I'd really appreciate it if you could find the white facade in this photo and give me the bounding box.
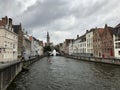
[73,39,79,54]
[38,46,43,56]
[69,42,74,55]
[69,36,87,56]
[78,41,86,54]
[113,34,120,58]
[30,37,43,56]
[0,19,18,62]
[86,31,93,55]
[30,37,37,56]
[23,34,31,60]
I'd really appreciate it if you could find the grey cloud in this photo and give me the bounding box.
[0,0,24,17]
[0,0,120,44]
[16,0,70,28]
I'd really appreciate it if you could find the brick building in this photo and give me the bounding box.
[101,24,114,58]
[93,28,104,57]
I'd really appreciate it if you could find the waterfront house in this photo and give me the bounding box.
[93,28,104,57]
[86,29,95,56]
[0,16,18,62]
[101,24,114,58]
[77,34,86,56]
[63,39,74,54]
[70,34,87,56]
[29,36,43,57]
[69,40,74,55]
[113,24,120,58]
[13,23,24,59]
[39,41,44,56]
[23,32,31,60]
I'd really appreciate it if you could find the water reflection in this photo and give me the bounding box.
[8,56,120,90]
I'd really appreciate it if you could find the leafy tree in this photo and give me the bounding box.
[43,45,52,53]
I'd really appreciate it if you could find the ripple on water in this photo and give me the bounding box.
[7,56,120,90]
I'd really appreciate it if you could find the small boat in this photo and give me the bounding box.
[22,66,29,71]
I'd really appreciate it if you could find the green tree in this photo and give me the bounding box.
[43,45,52,53]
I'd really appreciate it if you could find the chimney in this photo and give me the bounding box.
[9,18,12,26]
[26,31,28,35]
[5,16,8,25]
[86,30,89,33]
[105,24,107,28]
[8,18,12,30]
[2,16,8,25]
[77,35,79,38]
[20,23,22,30]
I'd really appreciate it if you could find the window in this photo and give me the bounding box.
[13,44,15,48]
[119,51,120,55]
[115,35,120,41]
[115,43,120,48]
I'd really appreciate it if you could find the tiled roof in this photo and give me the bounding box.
[113,26,120,36]
[115,23,120,28]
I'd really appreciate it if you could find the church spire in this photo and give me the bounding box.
[47,32,50,45]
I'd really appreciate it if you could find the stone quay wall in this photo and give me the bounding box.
[0,56,44,90]
[64,55,120,65]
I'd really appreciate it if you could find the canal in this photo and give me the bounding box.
[8,56,120,90]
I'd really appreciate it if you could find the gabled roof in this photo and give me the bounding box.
[98,28,104,37]
[113,26,120,36]
[115,23,120,28]
[104,25,114,37]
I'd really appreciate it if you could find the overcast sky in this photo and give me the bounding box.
[0,0,120,44]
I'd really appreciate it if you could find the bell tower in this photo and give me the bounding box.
[47,32,50,45]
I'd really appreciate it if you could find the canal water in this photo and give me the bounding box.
[8,56,120,90]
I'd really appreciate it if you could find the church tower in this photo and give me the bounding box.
[47,32,50,45]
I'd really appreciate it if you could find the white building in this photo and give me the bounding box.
[86,29,94,56]
[30,36,43,57]
[23,33,31,60]
[69,35,86,56]
[0,16,18,62]
[73,39,79,54]
[69,42,73,55]
[37,40,43,56]
[113,24,120,58]
[78,35,86,56]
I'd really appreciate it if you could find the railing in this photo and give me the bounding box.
[0,55,45,90]
[0,61,22,90]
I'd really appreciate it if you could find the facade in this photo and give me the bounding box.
[93,28,104,57]
[69,40,74,55]
[30,36,38,56]
[101,24,114,58]
[0,16,18,62]
[63,39,74,54]
[30,36,43,56]
[12,23,24,59]
[72,38,79,54]
[39,41,44,56]
[78,34,86,56]
[37,40,43,56]
[58,43,64,54]
[69,34,86,56]
[86,29,94,56]
[113,24,120,58]
[23,33,31,60]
